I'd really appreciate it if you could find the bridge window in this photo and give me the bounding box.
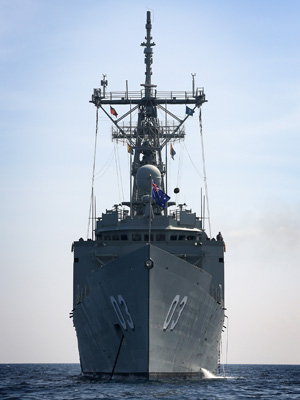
[144,234,154,241]
[170,235,177,241]
[104,234,111,241]
[156,234,166,241]
[187,235,196,241]
[178,235,186,241]
[132,233,142,241]
[120,234,128,241]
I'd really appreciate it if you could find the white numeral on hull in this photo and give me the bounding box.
[163,295,188,331]
[110,295,134,330]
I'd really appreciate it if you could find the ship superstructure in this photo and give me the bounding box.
[72,11,225,378]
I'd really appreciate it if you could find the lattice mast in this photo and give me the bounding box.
[90,11,206,215]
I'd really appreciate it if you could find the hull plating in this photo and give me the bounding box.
[73,245,224,376]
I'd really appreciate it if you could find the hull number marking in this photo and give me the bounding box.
[110,295,134,330]
[163,295,188,331]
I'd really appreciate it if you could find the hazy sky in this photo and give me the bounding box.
[1,0,300,365]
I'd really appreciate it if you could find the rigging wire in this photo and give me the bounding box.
[219,314,228,377]
[113,141,124,204]
[87,107,99,239]
[116,143,124,201]
[183,142,204,179]
[167,143,172,196]
[225,315,229,373]
[94,149,114,180]
[113,142,121,203]
[176,141,184,203]
[199,108,212,237]
[129,100,133,218]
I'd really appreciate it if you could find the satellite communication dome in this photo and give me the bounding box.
[136,165,161,193]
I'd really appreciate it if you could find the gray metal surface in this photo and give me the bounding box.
[73,244,224,376]
[149,245,224,375]
[74,246,149,374]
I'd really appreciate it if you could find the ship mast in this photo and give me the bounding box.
[90,11,207,216]
[142,11,155,99]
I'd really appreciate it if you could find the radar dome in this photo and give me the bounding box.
[136,165,161,193]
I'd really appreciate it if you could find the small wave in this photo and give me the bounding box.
[200,368,225,379]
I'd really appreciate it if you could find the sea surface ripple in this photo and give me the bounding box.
[0,364,299,399]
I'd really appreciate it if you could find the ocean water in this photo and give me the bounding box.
[0,364,299,399]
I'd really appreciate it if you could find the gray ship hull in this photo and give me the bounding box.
[73,244,224,377]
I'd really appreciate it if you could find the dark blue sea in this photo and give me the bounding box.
[0,364,299,399]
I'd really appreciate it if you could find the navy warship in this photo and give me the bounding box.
[71,11,225,378]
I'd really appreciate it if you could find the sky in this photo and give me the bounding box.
[1,0,300,365]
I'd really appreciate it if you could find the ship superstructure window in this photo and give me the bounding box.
[132,233,142,241]
[144,234,154,241]
[170,233,198,241]
[120,234,128,241]
[156,234,166,241]
[104,234,111,241]
[187,235,196,241]
[112,234,120,240]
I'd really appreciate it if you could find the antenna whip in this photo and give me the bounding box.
[87,107,99,239]
[199,108,211,237]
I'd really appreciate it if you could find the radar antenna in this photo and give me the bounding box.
[90,11,207,216]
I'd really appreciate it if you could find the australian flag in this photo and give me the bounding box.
[152,182,170,209]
